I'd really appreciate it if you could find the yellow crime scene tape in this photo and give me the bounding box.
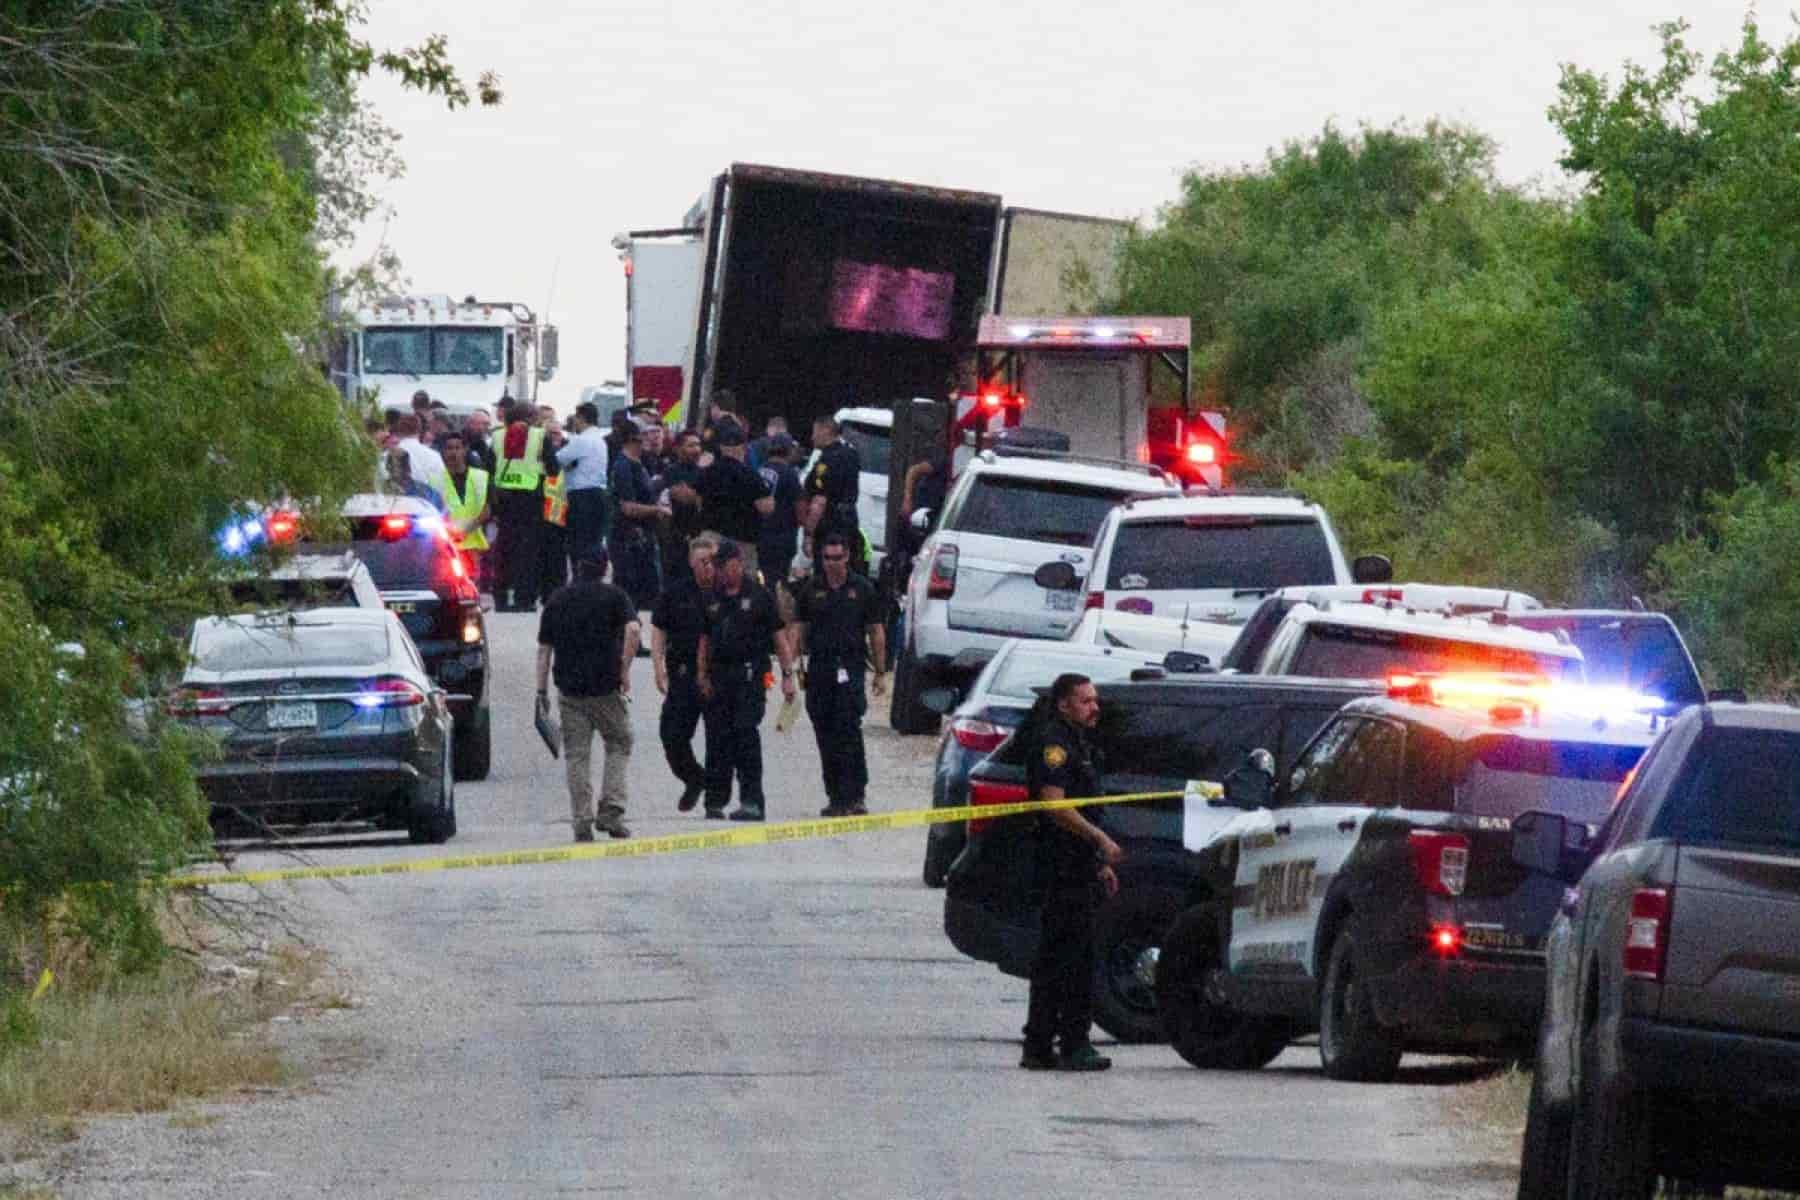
[165,785,1214,889]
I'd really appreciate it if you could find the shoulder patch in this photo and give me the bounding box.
[1042,744,1068,769]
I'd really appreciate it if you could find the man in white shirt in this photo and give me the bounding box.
[555,400,611,559]
[394,413,446,483]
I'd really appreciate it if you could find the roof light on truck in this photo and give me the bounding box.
[1387,672,1667,725]
[1185,440,1218,466]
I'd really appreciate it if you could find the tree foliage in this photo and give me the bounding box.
[0,0,494,980]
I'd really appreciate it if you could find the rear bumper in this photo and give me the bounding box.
[1365,953,1545,1047]
[196,756,423,810]
[1622,1018,1800,1103]
[417,641,487,713]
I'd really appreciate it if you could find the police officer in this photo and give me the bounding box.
[1020,673,1121,1072]
[651,535,717,812]
[695,539,796,822]
[804,414,863,572]
[792,532,886,817]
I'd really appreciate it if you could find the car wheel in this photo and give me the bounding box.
[1319,926,1403,1082]
[453,704,492,782]
[1090,881,1183,1045]
[1517,1066,1573,1199]
[1568,1027,1655,1199]
[922,825,962,888]
[409,745,455,845]
[888,650,940,736]
[1156,904,1290,1069]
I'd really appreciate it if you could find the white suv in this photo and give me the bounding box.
[889,448,1179,732]
[1073,491,1364,627]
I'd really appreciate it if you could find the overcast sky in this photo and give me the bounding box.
[347,1,1757,409]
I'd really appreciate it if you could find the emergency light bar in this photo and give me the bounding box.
[1387,672,1667,724]
[976,315,1191,351]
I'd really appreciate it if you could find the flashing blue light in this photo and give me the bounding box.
[221,529,246,555]
[240,519,264,542]
[352,694,386,709]
[415,515,444,537]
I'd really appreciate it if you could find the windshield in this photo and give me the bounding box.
[193,621,389,673]
[1107,516,1335,591]
[839,422,891,475]
[1290,626,1583,682]
[1653,728,1800,850]
[1518,617,1702,707]
[988,652,1151,701]
[332,532,448,591]
[363,326,505,377]
[952,477,1129,547]
[1459,736,1646,823]
[227,577,360,610]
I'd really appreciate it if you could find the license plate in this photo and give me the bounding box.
[267,701,317,730]
[1044,590,1079,612]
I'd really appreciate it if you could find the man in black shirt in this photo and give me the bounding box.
[651,535,717,811]
[607,422,661,611]
[535,546,641,841]
[756,432,804,591]
[659,430,706,589]
[1020,673,1122,1072]
[696,539,795,821]
[792,532,886,817]
[804,414,863,573]
[697,424,774,578]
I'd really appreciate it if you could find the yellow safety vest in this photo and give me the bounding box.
[542,471,569,527]
[431,468,490,552]
[494,425,546,491]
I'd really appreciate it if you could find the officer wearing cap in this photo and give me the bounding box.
[695,539,796,821]
[1019,672,1122,1072]
[651,535,717,812]
[791,532,886,816]
[805,414,864,574]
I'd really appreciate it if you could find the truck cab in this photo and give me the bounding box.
[342,294,557,418]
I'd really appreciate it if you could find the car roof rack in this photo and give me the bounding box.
[976,447,1176,483]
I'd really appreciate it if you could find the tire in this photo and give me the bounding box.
[409,746,455,845]
[1567,1028,1655,1200]
[1517,1068,1573,1200]
[1319,926,1403,1082]
[1091,882,1183,1045]
[452,704,492,782]
[1156,904,1290,1070]
[922,825,961,888]
[888,650,940,736]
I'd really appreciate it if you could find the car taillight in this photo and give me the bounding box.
[1084,591,1104,610]
[462,617,482,644]
[950,718,1008,753]
[968,779,1029,835]
[354,676,426,709]
[1624,887,1672,981]
[1430,924,1463,957]
[165,686,230,717]
[1408,830,1470,897]
[926,544,958,599]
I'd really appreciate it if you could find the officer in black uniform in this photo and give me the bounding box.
[1020,673,1122,1072]
[804,414,863,573]
[696,539,796,821]
[792,532,887,817]
[651,535,718,812]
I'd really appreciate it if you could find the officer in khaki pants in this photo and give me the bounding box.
[535,545,641,840]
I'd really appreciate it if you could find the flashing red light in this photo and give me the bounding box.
[379,514,412,540]
[448,552,467,580]
[950,718,1008,754]
[1624,888,1672,981]
[265,512,299,543]
[1430,925,1463,957]
[982,392,1004,411]
[968,779,1029,835]
[1362,587,1405,606]
[1185,440,1219,466]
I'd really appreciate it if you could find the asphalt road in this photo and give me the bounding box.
[53,612,1517,1199]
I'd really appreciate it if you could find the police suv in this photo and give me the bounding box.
[1154,674,1658,1081]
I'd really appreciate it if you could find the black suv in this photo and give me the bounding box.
[1154,678,1655,1080]
[330,501,491,781]
[1515,703,1800,1199]
[943,675,1379,1044]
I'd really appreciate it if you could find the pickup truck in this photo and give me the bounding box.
[1515,703,1800,1198]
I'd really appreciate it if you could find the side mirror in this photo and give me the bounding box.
[1351,554,1394,584]
[1707,688,1748,704]
[1222,750,1276,810]
[1511,810,1589,882]
[919,686,959,715]
[910,507,933,532]
[1162,650,1211,674]
[1033,561,1079,592]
